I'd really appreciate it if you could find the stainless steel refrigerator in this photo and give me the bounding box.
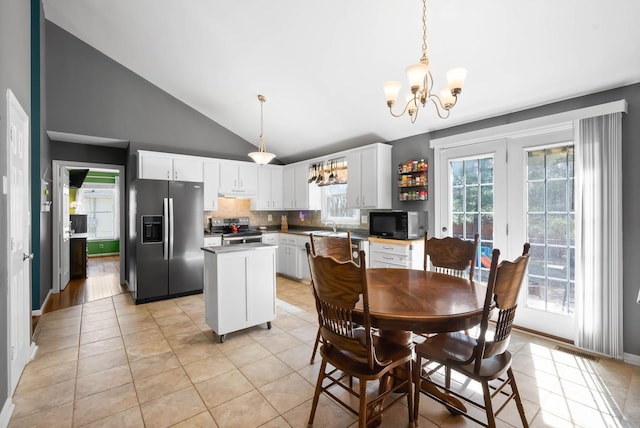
[129,179,204,303]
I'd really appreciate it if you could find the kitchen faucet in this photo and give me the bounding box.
[327,221,337,233]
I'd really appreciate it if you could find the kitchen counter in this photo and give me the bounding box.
[201,242,276,253]
[69,232,89,239]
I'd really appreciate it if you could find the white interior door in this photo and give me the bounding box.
[59,167,70,289]
[7,89,32,395]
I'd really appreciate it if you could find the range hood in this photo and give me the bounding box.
[217,189,256,199]
[69,169,89,188]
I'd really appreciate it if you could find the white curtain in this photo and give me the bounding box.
[575,113,623,358]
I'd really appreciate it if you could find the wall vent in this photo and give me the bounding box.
[555,346,600,362]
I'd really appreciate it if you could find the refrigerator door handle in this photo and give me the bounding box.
[169,197,175,259]
[163,198,169,260]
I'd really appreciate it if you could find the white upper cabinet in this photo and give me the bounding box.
[138,150,204,182]
[283,162,320,210]
[203,159,220,211]
[251,165,283,211]
[346,144,392,209]
[219,161,258,196]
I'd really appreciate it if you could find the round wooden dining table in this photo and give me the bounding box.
[360,268,486,338]
[356,268,487,418]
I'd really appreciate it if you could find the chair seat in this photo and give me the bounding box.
[321,336,413,380]
[415,332,513,381]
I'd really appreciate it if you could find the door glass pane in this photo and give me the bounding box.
[450,157,494,282]
[526,145,575,315]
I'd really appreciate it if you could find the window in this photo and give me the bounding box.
[76,181,120,240]
[320,183,360,224]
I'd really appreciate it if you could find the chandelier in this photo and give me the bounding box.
[383,0,467,123]
[248,94,276,165]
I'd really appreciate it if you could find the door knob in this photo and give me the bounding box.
[442,227,448,233]
[23,253,34,261]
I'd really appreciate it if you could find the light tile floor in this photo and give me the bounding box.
[8,276,640,427]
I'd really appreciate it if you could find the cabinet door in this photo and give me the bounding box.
[173,156,203,182]
[283,166,295,209]
[270,167,284,209]
[293,163,309,209]
[217,253,249,334]
[203,159,219,211]
[238,163,258,192]
[359,147,377,208]
[346,151,362,208]
[219,162,239,190]
[139,152,172,180]
[246,250,276,324]
[254,166,272,210]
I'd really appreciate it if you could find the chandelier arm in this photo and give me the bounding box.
[428,95,452,119]
[388,100,413,118]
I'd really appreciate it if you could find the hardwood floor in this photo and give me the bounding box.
[32,255,125,331]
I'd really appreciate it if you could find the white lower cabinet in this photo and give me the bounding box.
[204,247,276,342]
[368,238,424,269]
[277,233,311,281]
[203,235,222,247]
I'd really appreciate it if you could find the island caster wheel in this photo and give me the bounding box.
[267,322,272,330]
[219,334,225,343]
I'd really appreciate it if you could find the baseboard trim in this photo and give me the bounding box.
[624,352,640,366]
[0,397,15,428]
[31,289,52,316]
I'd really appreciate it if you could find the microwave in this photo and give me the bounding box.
[369,211,420,240]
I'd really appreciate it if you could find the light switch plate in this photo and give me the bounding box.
[361,215,368,224]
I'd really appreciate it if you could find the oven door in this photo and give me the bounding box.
[222,234,263,245]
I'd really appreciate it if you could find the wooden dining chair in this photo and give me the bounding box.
[413,243,531,428]
[424,232,479,280]
[306,243,414,428]
[308,232,353,364]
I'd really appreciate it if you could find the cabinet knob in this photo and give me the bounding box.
[442,227,448,233]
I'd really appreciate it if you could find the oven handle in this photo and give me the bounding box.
[222,235,262,243]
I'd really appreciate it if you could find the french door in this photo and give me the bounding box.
[436,127,576,340]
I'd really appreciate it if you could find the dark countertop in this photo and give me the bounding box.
[201,243,277,254]
[204,226,369,240]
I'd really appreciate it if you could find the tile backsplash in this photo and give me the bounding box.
[203,197,370,231]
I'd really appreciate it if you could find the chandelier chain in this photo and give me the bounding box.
[421,0,427,59]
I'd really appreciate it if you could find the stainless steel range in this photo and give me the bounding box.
[210,217,262,245]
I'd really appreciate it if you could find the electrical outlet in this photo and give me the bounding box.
[361,215,368,224]
[267,214,272,221]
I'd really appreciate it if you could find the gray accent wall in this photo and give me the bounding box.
[0,0,32,410]
[389,83,640,356]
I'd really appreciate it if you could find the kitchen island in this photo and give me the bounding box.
[202,243,277,342]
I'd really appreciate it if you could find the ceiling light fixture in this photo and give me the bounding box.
[248,94,276,165]
[383,0,467,123]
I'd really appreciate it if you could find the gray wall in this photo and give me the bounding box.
[0,0,32,409]
[45,21,260,161]
[388,83,640,356]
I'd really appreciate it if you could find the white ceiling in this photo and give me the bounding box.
[42,0,640,162]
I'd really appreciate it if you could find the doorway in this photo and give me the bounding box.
[52,161,125,295]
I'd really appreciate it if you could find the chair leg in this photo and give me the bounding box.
[508,368,529,427]
[413,355,422,424]
[481,380,496,428]
[407,361,415,426]
[310,327,321,364]
[308,359,327,427]
[359,379,368,428]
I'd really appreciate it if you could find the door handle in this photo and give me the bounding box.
[442,227,448,233]
[23,253,34,261]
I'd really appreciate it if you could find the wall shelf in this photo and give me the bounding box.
[398,159,428,201]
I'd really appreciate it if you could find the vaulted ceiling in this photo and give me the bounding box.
[43,0,640,162]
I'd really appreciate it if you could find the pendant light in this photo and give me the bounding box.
[248,94,276,165]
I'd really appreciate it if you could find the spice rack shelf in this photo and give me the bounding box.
[398,159,428,201]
